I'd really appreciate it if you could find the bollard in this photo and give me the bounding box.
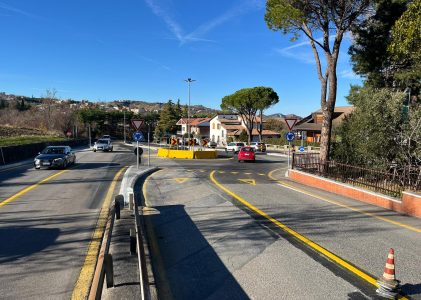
[129,192,134,211]
[115,199,120,220]
[105,253,114,288]
[130,228,137,255]
[114,194,124,219]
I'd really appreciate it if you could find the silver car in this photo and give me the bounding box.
[93,139,113,152]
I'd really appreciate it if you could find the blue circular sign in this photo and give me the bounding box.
[133,131,144,142]
[299,146,305,152]
[286,132,295,142]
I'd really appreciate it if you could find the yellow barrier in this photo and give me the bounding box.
[194,150,217,159]
[157,149,217,159]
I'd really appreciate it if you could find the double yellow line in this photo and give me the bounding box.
[210,170,408,300]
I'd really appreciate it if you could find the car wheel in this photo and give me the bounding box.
[238,160,241,163]
[93,149,96,152]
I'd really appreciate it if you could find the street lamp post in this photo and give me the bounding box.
[184,78,196,150]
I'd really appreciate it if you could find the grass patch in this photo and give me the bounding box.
[0,135,68,146]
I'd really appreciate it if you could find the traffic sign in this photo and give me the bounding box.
[285,118,298,131]
[131,119,144,131]
[299,146,305,152]
[133,131,144,142]
[286,132,295,142]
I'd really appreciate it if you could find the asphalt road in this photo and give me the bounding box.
[142,152,421,300]
[0,142,136,299]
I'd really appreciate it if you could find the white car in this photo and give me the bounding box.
[93,139,113,152]
[226,142,245,153]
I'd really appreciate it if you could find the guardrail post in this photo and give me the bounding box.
[115,194,124,220]
[130,228,137,254]
[129,192,134,211]
[105,253,114,288]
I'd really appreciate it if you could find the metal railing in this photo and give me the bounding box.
[88,201,117,300]
[293,153,421,197]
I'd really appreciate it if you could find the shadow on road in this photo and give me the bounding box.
[0,226,60,264]
[142,204,250,300]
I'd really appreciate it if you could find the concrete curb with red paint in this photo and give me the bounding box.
[288,169,421,218]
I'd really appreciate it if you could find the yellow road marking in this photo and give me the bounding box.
[142,169,174,299]
[174,178,190,183]
[71,166,127,300]
[268,169,421,233]
[0,170,68,208]
[258,173,265,176]
[244,172,252,175]
[238,178,256,185]
[144,169,166,207]
[210,170,392,293]
[231,171,239,174]
[219,171,226,174]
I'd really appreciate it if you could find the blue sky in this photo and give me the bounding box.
[0,0,362,116]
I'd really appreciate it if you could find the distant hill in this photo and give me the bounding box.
[0,91,297,118]
[266,113,302,119]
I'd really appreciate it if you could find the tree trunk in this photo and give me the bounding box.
[258,110,263,142]
[319,64,338,172]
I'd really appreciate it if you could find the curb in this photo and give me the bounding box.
[267,152,288,158]
[119,166,159,205]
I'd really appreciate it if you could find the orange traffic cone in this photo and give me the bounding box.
[382,248,396,281]
[376,248,401,299]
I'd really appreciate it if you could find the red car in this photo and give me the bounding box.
[237,146,255,162]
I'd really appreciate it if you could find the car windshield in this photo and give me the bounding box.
[42,147,65,154]
[97,139,108,144]
[237,143,245,146]
[241,147,253,152]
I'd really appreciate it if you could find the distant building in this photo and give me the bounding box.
[294,106,354,143]
[176,118,211,140]
[209,114,280,146]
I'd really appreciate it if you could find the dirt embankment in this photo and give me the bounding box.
[0,125,58,137]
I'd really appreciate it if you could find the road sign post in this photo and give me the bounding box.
[286,132,295,171]
[133,132,144,169]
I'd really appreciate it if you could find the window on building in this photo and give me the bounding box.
[212,135,215,142]
[221,130,224,137]
[212,123,215,129]
[217,136,220,143]
[217,124,220,130]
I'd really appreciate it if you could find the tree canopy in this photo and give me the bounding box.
[349,0,408,88]
[265,0,370,164]
[221,86,279,144]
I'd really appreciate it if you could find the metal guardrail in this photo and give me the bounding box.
[88,202,116,300]
[133,194,151,300]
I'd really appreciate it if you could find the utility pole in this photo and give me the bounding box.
[88,124,91,148]
[123,110,126,144]
[184,78,196,151]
